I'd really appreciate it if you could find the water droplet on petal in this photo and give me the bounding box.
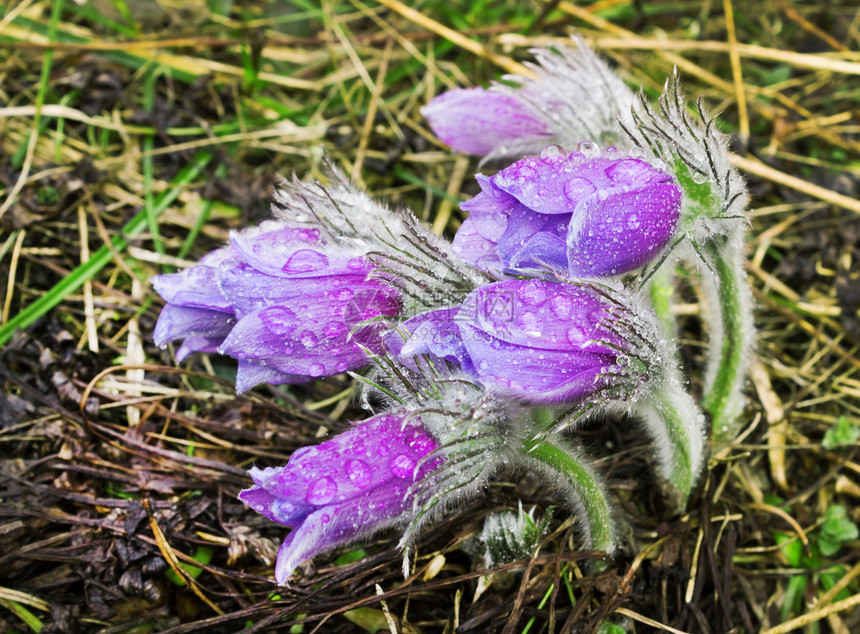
[550,294,574,320]
[337,288,354,301]
[408,430,435,455]
[283,249,329,274]
[346,459,372,488]
[320,513,331,524]
[272,499,301,521]
[518,280,547,306]
[540,144,565,158]
[563,177,596,204]
[259,306,296,336]
[390,454,415,479]
[306,476,337,505]
[567,325,588,346]
[300,330,318,347]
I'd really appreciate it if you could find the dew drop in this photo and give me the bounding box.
[283,249,329,274]
[348,257,365,270]
[337,288,354,301]
[408,430,435,455]
[390,454,415,479]
[308,362,326,377]
[320,513,331,524]
[272,499,301,521]
[518,280,547,306]
[540,144,565,158]
[550,294,574,320]
[259,306,296,336]
[305,476,337,505]
[346,459,372,488]
[563,177,596,204]
[300,330,319,347]
[567,325,588,345]
[324,321,344,337]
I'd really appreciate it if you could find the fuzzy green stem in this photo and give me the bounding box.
[648,264,677,336]
[701,237,753,444]
[636,373,706,510]
[520,435,615,555]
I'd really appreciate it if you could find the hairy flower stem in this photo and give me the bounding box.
[701,234,754,445]
[520,434,616,556]
[636,371,706,511]
[648,264,677,337]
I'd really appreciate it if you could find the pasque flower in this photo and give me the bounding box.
[422,40,635,162]
[452,150,682,278]
[153,220,400,392]
[390,279,633,404]
[239,412,440,584]
[421,88,553,157]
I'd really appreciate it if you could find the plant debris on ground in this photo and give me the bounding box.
[1,1,859,632]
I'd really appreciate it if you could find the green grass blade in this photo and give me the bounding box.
[0,152,212,347]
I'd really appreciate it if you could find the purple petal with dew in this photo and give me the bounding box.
[151,246,236,312]
[459,175,515,242]
[218,263,373,319]
[491,153,589,215]
[567,180,682,277]
[175,334,228,362]
[461,280,621,354]
[230,223,366,279]
[459,323,617,403]
[153,304,235,348]
[387,308,473,373]
[219,308,366,380]
[494,204,561,267]
[251,414,437,506]
[421,88,552,156]
[507,232,569,271]
[235,360,310,393]
[451,218,503,274]
[273,483,412,584]
[238,486,313,528]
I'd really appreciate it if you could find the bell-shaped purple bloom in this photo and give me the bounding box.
[152,221,401,391]
[239,412,440,584]
[452,151,682,278]
[390,279,629,403]
[421,88,553,156]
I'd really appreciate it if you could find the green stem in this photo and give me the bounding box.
[701,236,753,444]
[636,372,706,511]
[648,263,676,337]
[520,435,616,555]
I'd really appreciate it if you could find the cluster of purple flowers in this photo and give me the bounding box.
[152,41,727,585]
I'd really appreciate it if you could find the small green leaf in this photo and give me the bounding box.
[822,416,860,449]
[164,546,214,586]
[818,505,859,556]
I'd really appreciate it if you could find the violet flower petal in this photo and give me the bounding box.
[153,304,235,349]
[567,180,682,277]
[421,88,552,156]
[151,246,235,312]
[240,412,440,584]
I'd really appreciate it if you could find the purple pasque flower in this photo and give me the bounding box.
[152,220,401,392]
[452,150,682,278]
[421,88,553,157]
[421,41,636,162]
[239,412,440,584]
[389,279,632,404]
[152,246,237,362]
